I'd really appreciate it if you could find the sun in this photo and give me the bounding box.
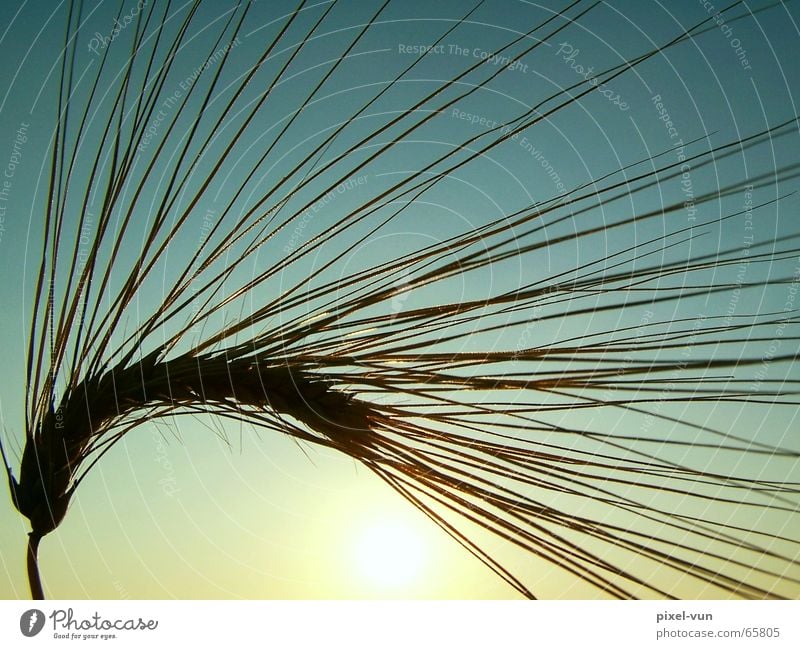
[353,517,427,590]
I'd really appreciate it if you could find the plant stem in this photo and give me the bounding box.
[27,533,44,600]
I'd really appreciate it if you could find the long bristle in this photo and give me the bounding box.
[3,0,799,599]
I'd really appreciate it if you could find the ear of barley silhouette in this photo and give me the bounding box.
[1,0,799,599]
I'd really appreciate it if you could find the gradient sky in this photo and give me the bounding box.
[0,0,799,599]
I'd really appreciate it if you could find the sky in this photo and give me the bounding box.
[0,0,799,599]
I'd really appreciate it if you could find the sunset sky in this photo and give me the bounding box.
[0,0,798,599]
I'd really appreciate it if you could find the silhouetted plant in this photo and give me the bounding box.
[1,0,798,599]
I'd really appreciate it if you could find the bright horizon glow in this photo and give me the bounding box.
[353,517,427,591]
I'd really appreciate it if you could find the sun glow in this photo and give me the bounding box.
[353,517,427,590]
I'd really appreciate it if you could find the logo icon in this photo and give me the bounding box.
[20,609,45,637]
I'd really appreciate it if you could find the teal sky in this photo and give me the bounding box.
[0,0,799,599]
